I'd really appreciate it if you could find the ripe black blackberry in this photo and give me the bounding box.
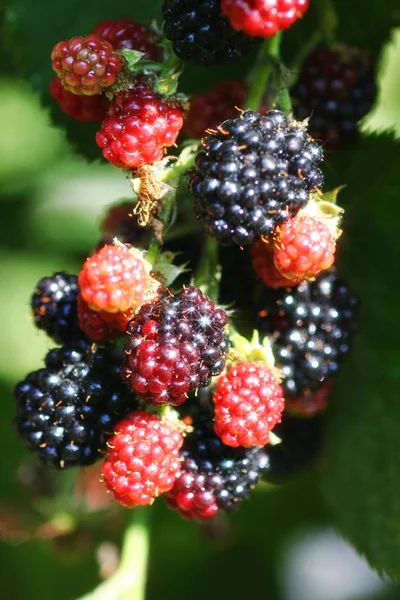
[292,45,376,150]
[162,0,260,66]
[31,272,83,344]
[262,414,323,485]
[166,391,268,519]
[14,341,137,469]
[257,271,358,396]
[189,109,324,246]
[121,286,229,406]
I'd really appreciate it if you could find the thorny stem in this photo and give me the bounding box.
[245,33,282,111]
[77,508,150,600]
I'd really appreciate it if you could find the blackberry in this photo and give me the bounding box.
[292,45,377,150]
[31,272,83,344]
[166,391,268,519]
[162,0,260,66]
[257,271,358,396]
[14,341,136,469]
[121,286,229,406]
[189,109,324,246]
[262,413,323,484]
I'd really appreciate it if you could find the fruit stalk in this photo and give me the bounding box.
[245,32,281,111]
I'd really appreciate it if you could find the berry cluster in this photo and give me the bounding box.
[15,6,366,526]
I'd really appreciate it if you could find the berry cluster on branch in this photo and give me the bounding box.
[15,0,373,526]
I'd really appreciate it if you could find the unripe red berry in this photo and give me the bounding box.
[213,362,285,448]
[221,0,309,38]
[102,411,183,507]
[51,33,121,96]
[96,83,184,169]
[94,17,160,60]
[49,77,109,122]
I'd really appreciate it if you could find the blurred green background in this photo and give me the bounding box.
[1,0,400,597]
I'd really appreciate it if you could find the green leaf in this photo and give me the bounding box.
[318,133,400,579]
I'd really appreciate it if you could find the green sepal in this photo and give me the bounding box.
[120,49,147,70]
[229,330,276,370]
[151,250,189,287]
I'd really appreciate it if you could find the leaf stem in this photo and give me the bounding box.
[245,33,282,111]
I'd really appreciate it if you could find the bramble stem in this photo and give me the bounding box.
[120,508,150,600]
[160,143,200,236]
[245,33,282,111]
[288,30,323,87]
[77,508,150,600]
[274,64,293,115]
[195,236,220,303]
[316,0,338,44]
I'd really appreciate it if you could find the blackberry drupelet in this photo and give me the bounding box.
[162,0,260,66]
[31,272,82,344]
[14,341,136,469]
[121,286,229,406]
[292,45,376,150]
[166,392,268,519]
[262,413,323,484]
[189,109,324,246]
[257,271,358,396]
